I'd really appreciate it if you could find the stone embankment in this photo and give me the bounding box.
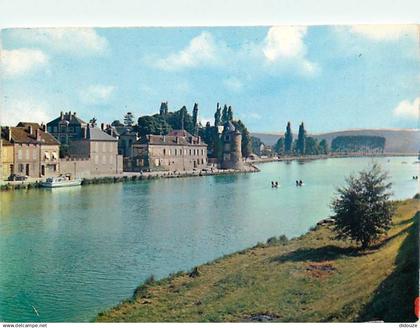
[0,164,259,192]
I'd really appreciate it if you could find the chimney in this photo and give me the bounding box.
[101,123,105,131]
[40,123,46,131]
[36,129,41,141]
[8,127,12,141]
[82,127,87,139]
[28,125,33,135]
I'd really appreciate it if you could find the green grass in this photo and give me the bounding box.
[96,199,419,322]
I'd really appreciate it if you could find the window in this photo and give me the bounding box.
[174,149,177,156]
[26,149,30,160]
[53,126,58,133]
[189,149,192,156]
[95,155,99,164]
[201,149,204,156]
[102,142,106,152]
[18,149,22,160]
[163,149,166,156]
[48,126,52,133]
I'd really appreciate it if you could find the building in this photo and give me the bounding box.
[1,123,60,179]
[46,111,87,145]
[59,124,123,177]
[129,129,207,172]
[221,121,243,170]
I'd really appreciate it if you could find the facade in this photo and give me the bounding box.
[0,123,60,179]
[1,138,15,180]
[46,111,87,145]
[129,130,207,172]
[221,121,243,170]
[63,124,123,176]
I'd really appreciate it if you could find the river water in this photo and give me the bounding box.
[0,156,418,322]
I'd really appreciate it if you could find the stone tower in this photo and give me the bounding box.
[221,121,243,170]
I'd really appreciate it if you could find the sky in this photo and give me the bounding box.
[0,25,419,133]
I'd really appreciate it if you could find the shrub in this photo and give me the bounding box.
[331,163,395,249]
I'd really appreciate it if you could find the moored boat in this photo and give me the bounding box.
[40,175,82,188]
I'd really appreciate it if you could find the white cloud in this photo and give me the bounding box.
[223,77,243,92]
[393,97,419,119]
[80,84,115,104]
[263,26,307,61]
[1,48,48,78]
[10,28,108,56]
[350,25,417,41]
[153,27,319,77]
[262,26,319,76]
[156,32,217,70]
[0,98,51,126]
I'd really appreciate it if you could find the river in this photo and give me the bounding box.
[0,156,418,322]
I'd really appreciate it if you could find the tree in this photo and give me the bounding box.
[304,136,319,155]
[214,103,221,126]
[284,122,293,154]
[274,137,284,155]
[251,136,264,155]
[233,120,252,158]
[111,120,124,127]
[227,106,233,121]
[319,139,329,154]
[331,164,395,249]
[137,115,171,137]
[192,103,199,130]
[297,122,306,155]
[124,112,135,127]
[222,105,229,124]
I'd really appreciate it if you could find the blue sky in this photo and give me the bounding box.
[1,25,418,133]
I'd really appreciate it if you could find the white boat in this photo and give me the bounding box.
[41,175,82,188]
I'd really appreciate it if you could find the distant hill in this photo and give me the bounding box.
[252,129,420,154]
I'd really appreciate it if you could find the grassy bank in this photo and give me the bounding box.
[96,198,419,323]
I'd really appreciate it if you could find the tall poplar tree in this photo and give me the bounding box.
[297,122,306,155]
[284,122,293,154]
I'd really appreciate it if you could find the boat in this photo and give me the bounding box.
[40,175,82,188]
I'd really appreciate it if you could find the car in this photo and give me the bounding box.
[8,174,28,181]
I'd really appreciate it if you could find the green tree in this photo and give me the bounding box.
[304,136,319,155]
[124,112,135,127]
[319,139,329,154]
[227,106,233,121]
[251,136,264,155]
[165,106,194,134]
[192,103,199,130]
[233,120,252,158]
[274,137,284,155]
[297,122,306,155]
[222,105,229,124]
[111,120,124,127]
[214,103,221,126]
[284,122,293,154]
[137,115,172,137]
[331,164,395,249]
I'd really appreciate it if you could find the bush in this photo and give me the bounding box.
[331,163,395,249]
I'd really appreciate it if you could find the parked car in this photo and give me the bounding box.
[8,174,28,181]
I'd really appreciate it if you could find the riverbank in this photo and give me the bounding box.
[248,152,418,164]
[0,164,259,191]
[96,198,419,323]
